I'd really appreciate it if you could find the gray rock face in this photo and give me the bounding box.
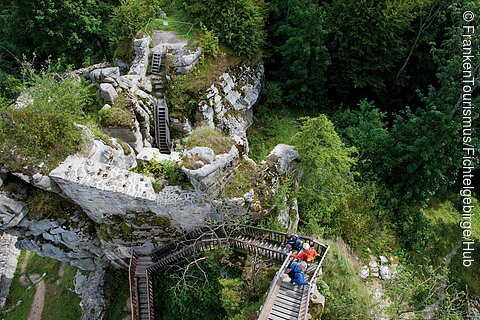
[171,117,193,135]
[50,155,156,223]
[198,64,264,153]
[173,48,202,74]
[266,144,299,175]
[79,124,136,170]
[75,263,107,320]
[0,174,6,188]
[183,146,239,193]
[89,67,120,84]
[136,148,181,163]
[0,232,20,310]
[129,37,151,82]
[0,193,28,228]
[185,147,216,165]
[99,83,118,103]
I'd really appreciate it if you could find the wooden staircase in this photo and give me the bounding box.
[129,225,329,320]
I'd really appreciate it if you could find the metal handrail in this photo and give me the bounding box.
[257,254,292,320]
[303,244,330,320]
[146,269,155,320]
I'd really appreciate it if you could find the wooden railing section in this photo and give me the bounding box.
[129,225,329,320]
[129,253,140,320]
[146,270,155,320]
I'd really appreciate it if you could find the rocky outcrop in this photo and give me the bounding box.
[74,262,107,320]
[129,36,151,84]
[182,146,239,193]
[0,232,20,310]
[0,193,28,228]
[152,30,202,75]
[197,64,264,153]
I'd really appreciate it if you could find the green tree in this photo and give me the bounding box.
[184,0,265,56]
[324,0,435,104]
[291,115,358,234]
[110,0,155,59]
[0,0,115,68]
[267,0,330,108]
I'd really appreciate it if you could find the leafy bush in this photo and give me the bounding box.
[199,25,221,58]
[110,0,155,60]
[98,93,134,129]
[133,159,191,190]
[219,278,245,319]
[184,0,265,56]
[185,126,233,155]
[0,70,93,173]
[26,189,79,221]
[221,160,256,198]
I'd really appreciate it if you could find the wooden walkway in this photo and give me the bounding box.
[129,225,329,320]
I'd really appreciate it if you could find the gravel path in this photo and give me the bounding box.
[27,279,45,320]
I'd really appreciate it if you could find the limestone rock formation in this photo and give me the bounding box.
[0,232,20,310]
[197,64,264,153]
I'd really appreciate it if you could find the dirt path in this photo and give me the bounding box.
[20,250,30,275]
[27,279,46,320]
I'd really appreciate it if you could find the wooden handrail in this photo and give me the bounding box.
[129,253,139,320]
[257,254,292,320]
[303,244,330,320]
[146,269,155,320]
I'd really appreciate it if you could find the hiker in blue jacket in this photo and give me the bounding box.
[288,261,309,286]
[286,234,303,252]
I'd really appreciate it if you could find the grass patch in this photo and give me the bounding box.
[2,252,81,320]
[221,160,256,198]
[247,106,307,162]
[185,126,233,155]
[104,267,130,320]
[26,189,80,221]
[98,93,135,129]
[321,240,374,320]
[133,159,191,190]
[420,197,480,295]
[2,251,35,320]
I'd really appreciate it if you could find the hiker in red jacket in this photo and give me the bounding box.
[290,243,318,263]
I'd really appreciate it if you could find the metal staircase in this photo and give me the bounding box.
[129,225,329,320]
[154,98,171,154]
[151,51,162,74]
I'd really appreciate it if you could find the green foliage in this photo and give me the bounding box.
[247,106,304,162]
[222,160,256,198]
[333,99,390,182]
[98,93,134,129]
[133,159,191,190]
[26,189,79,221]
[0,69,94,173]
[219,278,245,319]
[267,0,330,108]
[104,267,130,320]
[184,0,265,56]
[153,248,237,320]
[185,126,233,155]
[0,0,114,70]
[291,115,357,234]
[199,25,221,58]
[322,240,374,319]
[97,215,133,242]
[110,0,155,60]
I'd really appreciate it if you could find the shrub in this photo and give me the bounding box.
[110,0,155,60]
[222,160,256,198]
[133,159,191,190]
[0,70,92,173]
[199,25,221,58]
[184,0,265,56]
[98,93,134,129]
[185,126,233,154]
